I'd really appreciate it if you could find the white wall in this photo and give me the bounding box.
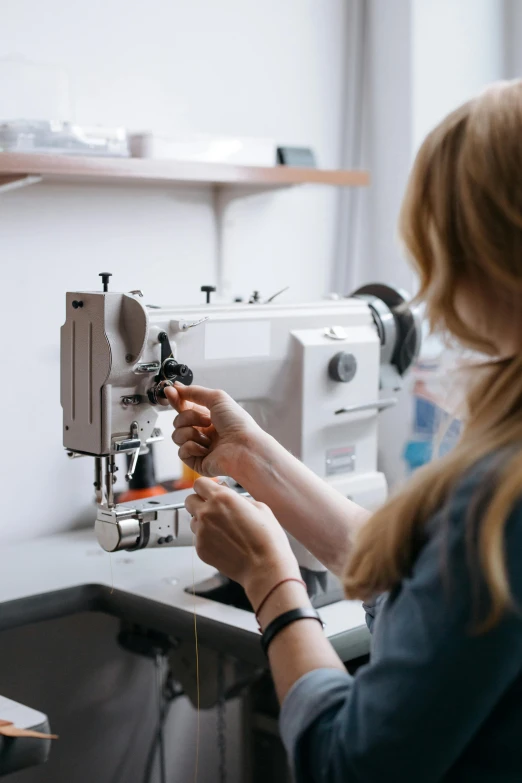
[412,0,505,150]
[0,0,348,544]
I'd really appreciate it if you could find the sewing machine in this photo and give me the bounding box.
[61,275,420,592]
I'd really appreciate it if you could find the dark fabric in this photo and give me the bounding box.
[281,454,522,782]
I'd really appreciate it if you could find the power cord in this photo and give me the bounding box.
[142,655,184,783]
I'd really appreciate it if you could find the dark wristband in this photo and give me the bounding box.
[261,607,324,655]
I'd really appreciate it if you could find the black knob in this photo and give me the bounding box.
[163,359,191,380]
[162,358,177,378]
[328,352,357,383]
[164,362,193,385]
[99,273,112,292]
[72,300,84,309]
[201,285,216,304]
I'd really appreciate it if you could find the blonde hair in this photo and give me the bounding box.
[344,81,522,630]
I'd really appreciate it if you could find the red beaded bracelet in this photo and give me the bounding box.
[254,577,308,627]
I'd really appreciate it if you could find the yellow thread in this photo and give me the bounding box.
[192,535,200,783]
[109,552,114,594]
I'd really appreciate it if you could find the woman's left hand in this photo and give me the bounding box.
[185,478,301,608]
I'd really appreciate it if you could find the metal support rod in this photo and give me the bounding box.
[212,185,225,297]
[105,455,116,508]
[94,457,103,504]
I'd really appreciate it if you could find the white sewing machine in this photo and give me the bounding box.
[61,274,420,585]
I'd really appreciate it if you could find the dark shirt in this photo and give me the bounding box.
[279,456,522,782]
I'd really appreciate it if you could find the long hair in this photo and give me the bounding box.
[344,81,522,630]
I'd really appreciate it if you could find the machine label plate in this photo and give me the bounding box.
[205,320,271,360]
[325,445,356,476]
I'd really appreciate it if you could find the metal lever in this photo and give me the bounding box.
[113,437,141,452]
[134,362,161,374]
[126,448,140,482]
[113,421,141,453]
[265,286,290,303]
[170,317,209,333]
[334,398,397,415]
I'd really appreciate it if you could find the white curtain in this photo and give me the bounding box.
[331,0,370,296]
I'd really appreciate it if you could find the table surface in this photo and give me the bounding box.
[0,529,370,665]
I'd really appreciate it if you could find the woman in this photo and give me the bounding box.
[165,81,522,782]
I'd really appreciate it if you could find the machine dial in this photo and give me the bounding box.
[328,352,357,383]
[162,358,193,384]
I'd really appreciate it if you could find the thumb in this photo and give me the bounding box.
[172,383,224,410]
[164,385,186,412]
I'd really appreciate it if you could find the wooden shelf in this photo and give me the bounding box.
[0,152,369,190]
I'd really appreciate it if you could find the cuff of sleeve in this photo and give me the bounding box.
[363,592,387,632]
[279,668,353,758]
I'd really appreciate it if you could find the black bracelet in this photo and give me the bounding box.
[261,607,324,655]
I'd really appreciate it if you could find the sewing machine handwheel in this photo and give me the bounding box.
[351,283,421,377]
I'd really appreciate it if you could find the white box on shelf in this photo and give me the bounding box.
[128,132,276,167]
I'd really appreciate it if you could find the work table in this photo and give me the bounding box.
[0,529,370,667]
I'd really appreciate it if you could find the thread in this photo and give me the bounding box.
[192,536,200,782]
[109,552,114,594]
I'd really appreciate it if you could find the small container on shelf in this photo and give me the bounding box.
[0,119,129,157]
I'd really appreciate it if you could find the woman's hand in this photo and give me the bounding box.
[164,383,268,481]
[185,477,300,607]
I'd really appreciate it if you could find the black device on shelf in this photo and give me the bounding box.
[276,146,317,167]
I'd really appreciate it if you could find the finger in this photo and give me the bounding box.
[178,442,209,461]
[172,426,211,448]
[185,493,205,517]
[190,516,198,535]
[174,383,226,410]
[193,476,221,500]
[174,409,212,429]
[164,385,184,412]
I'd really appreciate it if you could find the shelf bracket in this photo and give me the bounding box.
[0,174,42,195]
[212,183,290,297]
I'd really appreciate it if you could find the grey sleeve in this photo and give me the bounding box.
[278,590,385,756]
[279,669,353,758]
[279,486,522,783]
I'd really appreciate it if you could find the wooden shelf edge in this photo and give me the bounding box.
[0,152,369,188]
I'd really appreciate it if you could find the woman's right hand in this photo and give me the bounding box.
[164,383,267,480]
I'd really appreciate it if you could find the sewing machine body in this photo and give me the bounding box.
[61,281,419,569]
